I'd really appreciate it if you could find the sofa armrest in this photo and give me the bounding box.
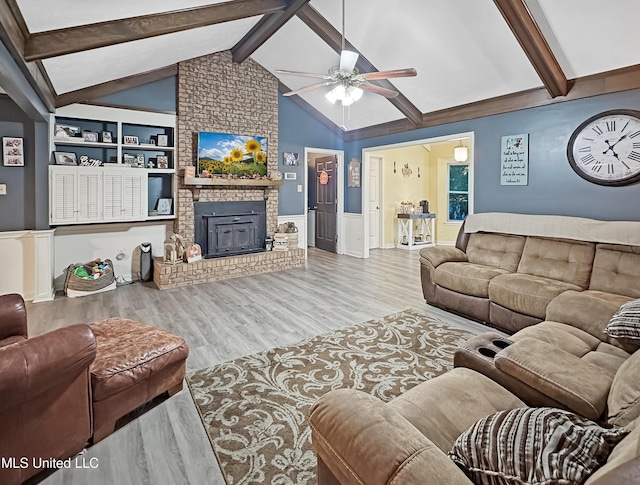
[0,293,28,341]
[309,389,470,485]
[0,324,97,411]
[419,246,468,269]
[495,338,613,420]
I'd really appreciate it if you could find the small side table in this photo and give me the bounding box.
[397,213,436,250]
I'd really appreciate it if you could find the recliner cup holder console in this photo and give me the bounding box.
[478,347,497,358]
[492,339,511,349]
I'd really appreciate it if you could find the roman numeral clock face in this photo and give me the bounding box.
[567,110,640,186]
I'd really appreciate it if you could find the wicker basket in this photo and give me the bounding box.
[64,259,115,294]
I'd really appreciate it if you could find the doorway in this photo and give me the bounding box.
[305,148,345,255]
[361,132,475,258]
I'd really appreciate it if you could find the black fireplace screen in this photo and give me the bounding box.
[194,201,266,258]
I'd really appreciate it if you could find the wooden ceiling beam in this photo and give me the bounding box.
[0,0,56,112]
[24,0,287,62]
[493,0,568,97]
[344,64,640,142]
[296,4,423,126]
[56,65,178,108]
[231,0,310,64]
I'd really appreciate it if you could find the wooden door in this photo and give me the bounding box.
[368,156,381,249]
[315,156,337,253]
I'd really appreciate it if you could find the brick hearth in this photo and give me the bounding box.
[153,249,305,290]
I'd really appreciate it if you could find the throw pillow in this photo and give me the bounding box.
[449,407,628,485]
[605,298,640,340]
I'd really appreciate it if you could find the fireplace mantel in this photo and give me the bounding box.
[183,177,284,187]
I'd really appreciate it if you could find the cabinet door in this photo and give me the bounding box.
[102,170,124,221]
[121,171,147,220]
[77,169,102,222]
[50,166,78,224]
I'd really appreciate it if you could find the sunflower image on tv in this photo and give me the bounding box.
[197,132,267,177]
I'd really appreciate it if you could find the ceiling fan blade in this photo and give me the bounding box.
[339,50,359,72]
[360,82,399,98]
[362,68,417,80]
[282,81,335,97]
[276,70,332,79]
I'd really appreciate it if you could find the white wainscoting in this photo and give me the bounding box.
[277,214,307,257]
[0,230,55,302]
[343,213,364,258]
[307,210,315,247]
[53,222,171,290]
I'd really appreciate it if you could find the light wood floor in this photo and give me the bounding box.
[33,248,488,485]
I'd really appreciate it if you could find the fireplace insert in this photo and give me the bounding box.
[194,201,266,258]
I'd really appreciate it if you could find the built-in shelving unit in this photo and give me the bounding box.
[49,105,177,225]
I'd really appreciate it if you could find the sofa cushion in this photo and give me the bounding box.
[607,350,640,428]
[546,290,634,345]
[587,416,640,485]
[435,262,510,298]
[465,233,525,272]
[449,407,628,485]
[517,237,595,288]
[489,273,582,319]
[606,298,640,340]
[511,320,600,357]
[589,244,640,298]
[388,367,525,453]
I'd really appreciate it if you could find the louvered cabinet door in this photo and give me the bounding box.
[102,169,124,221]
[77,168,102,222]
[121,170,147,220]
[50,166,78,224]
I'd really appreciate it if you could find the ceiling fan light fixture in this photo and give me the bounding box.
[454,141,469,162]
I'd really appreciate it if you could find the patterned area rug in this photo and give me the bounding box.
[187,309,474,485]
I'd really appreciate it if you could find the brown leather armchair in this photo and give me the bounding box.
[0,293,97,485]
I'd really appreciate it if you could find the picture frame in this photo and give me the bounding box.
[53,151,78,166]
[156,155,169,169]
[123,135,139,145]
[123,154,136,167]
[283,152,299,166]
[136,154,145,168]
[101,131,113,143]
[157,198,173,215]
[54,124,80,139]
[157,134,168,147]
[82,131,99,143]
[3,137,24,166]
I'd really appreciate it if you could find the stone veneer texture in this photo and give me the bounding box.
[177,51,279,244]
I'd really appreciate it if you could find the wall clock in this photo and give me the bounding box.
[567,109,640,186]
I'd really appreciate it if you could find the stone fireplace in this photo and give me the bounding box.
[152,51,304,290]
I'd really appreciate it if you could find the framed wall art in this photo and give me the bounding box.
[500,134,529,186]
[197,131,267,177]
[3,137,24,166]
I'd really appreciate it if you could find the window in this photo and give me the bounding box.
[448,163,469,222]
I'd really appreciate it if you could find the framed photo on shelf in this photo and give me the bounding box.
[3,137,24,166]
[136,154,145,168]
[123,135,139,145]
[82,131,99,142]
[53,151,78,166]
[157,198,173,215]
[101,131,113,143]
[157,134,168,147]
[123,154,136,167]
[156,155,169,169]
[54,124,80,139]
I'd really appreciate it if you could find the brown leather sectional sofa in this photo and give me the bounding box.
[419,213,640,335]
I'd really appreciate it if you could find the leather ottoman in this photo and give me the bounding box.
[89,318,189,442]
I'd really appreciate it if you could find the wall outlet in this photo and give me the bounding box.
[0,184,6,195]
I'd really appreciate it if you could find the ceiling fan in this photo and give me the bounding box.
[276,0,417,106]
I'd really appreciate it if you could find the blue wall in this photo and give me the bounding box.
[0,96,49,231]
[278,94,343,215]
[93,77,177,113]
[345,88,640,221]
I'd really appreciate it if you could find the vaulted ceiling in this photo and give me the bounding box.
[2,0,640,140]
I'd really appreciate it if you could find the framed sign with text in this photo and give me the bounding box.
[500,134,529,186]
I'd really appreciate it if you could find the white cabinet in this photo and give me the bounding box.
[50,166,147,225]
[49,104,176,225]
